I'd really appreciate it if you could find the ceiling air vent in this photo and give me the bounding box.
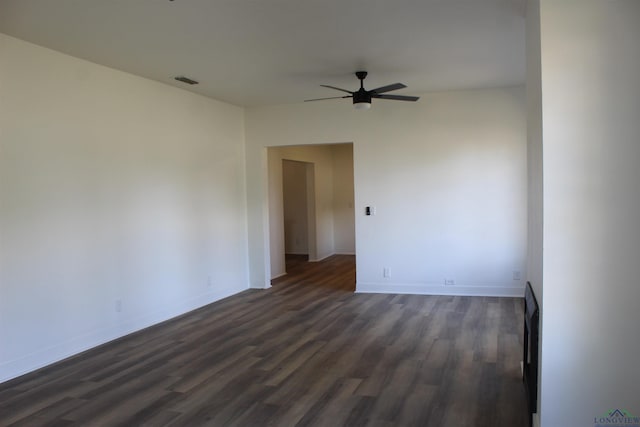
[174,76,199,85]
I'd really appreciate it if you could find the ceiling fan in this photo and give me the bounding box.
[305,71,420,110]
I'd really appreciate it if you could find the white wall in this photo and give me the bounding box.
[282,160,309,255]
[266,149,287,278]
[332,144,355,254]
[537,1,640,426]
[526,0,543,423]
[246,87,527,295]
[0,34,249,382]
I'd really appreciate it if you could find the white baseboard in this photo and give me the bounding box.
[309,253,334,262]
[356,282,525,297]
[0,285,245,384]
[309,252,355,261]
[269,271,287,280]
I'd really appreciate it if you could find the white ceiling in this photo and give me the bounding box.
[0,0,526,107]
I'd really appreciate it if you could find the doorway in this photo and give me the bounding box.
[267,143,355,282]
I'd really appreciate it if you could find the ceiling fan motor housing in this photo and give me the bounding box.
[353,89,372,105]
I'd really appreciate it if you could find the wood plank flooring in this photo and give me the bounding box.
[0,255,527,426]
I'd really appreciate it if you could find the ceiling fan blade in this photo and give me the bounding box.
[373,94,420,102]
[320,85,353,94]
[304,95,352,102]
[370,83,406,94]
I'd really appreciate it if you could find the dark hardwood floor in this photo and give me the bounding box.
[0,255,527,426]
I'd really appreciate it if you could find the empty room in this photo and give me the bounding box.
[1,1,639,426]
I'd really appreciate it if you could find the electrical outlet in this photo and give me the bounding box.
[445,279,455,286]
[383,267,390,278]
[513,271,521,280]
[115,299,122,312]
[207,276,213,287]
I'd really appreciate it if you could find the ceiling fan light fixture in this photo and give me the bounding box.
[353,90,372,110]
